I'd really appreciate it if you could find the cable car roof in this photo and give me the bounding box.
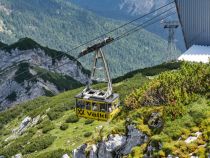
[75,92,119,103]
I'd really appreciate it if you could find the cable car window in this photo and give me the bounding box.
[100,103,107,112]
[108,103,112,112]
[77,100,85,109]
[92,102,99,111]
[86,101,91,110]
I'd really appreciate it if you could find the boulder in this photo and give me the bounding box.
[105,134,126,152]
[97,142,113,158]
[89,144,98,158]
[62,154,70,158]
[148,112,163,129]
[120,125,148,155]
[12,153,22,158]
[73,144,87,158]
[32,115,40,126]
[18,116,31,134]
[144,141,162,157]
[185,132,202,144]
[73,125,148,158]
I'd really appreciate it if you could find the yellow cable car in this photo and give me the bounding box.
[75,92,120,121]
[75,37,120,121]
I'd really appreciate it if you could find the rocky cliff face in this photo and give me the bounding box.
[0,38,90,111]
[73,125,148,158]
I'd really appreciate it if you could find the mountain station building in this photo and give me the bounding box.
[175,0,210,63]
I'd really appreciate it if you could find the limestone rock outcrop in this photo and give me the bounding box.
[73,125,148,158]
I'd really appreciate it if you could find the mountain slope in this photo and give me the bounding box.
[0,38,90,111]
[70,0,185,51]
[71,0,169,18]
[0,0,180,77]
[0,61,209,158]
[0,41,7,48]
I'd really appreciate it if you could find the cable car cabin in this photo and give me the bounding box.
[75,37,120,121]
[75,90,120,121]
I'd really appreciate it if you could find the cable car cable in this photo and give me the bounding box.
[3,10,176,89]
[6,2,175,82]
[0,8,177,106]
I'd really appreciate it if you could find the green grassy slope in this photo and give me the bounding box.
[0,0,180,77]
[0,62,209,158]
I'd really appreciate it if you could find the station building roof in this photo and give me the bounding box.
[175,0,210,48]
[178,45,210,63]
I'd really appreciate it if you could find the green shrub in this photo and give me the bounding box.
[0,141,24,157]
[162,143,175,155]
[111,126,126,135]
[24,135,56,154]
[37,120,51,129]
[65,114,79,123]
[163,104,186,120]
[47,103,72,120]
[190,110,207,125]
[0,133,33,157]
[35,149,71,158]
[164,126,183,140]
[84,119,94,125]
[60,123,69,131]
[42,123,55,133]
[125,62,209,119]
[0,97,48,130]
[84,132,92,137]
[130,146,144,158]
[137,124,151,136]
[206,141,210,153]
[27,127,37,135]
[187,143,198,153]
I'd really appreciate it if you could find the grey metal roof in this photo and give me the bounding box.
[75,92,119,103]
[175,0,210,48]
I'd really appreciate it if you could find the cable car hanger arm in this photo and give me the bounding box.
[77,37,114,59]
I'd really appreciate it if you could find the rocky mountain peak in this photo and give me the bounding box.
[3,37,42,52]
[0,38,90,111]
[120,0,156,15]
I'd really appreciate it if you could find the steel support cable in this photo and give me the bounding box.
[5,2,175,81]
[115,10,176,41]
[0,8,176,105]
[8,9,177,87]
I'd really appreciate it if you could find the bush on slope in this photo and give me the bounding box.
[125,62,210,119]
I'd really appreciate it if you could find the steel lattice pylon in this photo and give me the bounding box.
[161,20,179,60]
